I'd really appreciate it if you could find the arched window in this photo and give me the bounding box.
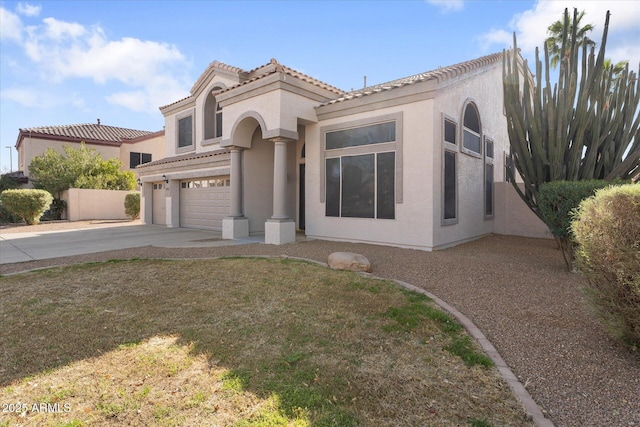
[462,102,481,155]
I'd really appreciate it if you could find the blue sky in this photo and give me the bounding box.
[1,0,638,173]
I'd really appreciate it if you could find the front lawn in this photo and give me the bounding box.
[0,258,531,426]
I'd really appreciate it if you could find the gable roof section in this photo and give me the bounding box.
[239,58,345,96]
[190,60,247,95]
[319,52,504,106]
[161,58,345,113]
[16,123,156,148]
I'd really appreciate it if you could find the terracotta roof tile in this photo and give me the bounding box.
[19,123,155,144]
[137,149,229,168]
[319,52,504,106]
[210,58,345,98]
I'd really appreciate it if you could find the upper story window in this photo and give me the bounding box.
[204,88,223,141]
[462,102,482,155]
[444,118,457,145]
[129,152,152,168]
[178,115,193,148]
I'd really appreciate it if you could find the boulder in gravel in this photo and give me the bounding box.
[327,252,371,272]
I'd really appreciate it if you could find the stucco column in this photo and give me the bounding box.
[271,137,289,220]
[229,147,243,217]
[265,137,296,245]
[223,146,249,239]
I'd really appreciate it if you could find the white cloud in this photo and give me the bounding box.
[5,12,191,113]
[0,7,23,42]
[0,86,85,109]
[42,17,87,39]
[479,0,640,65]
[426,0,464,13]
[16,2,41,17]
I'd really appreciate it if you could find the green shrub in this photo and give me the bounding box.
[124,193,140,220]
[1,189,53,225]
[538,180,625,269]
[571,184,640,347]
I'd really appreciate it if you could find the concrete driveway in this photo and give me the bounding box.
[0,224,262,264]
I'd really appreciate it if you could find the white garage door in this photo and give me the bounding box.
[179,177,230,230]
[152,182,166,225]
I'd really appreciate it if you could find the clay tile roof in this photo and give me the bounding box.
[137,149,230,168]
[189,60,248,95]
[19,123,155,145]
[320,52,504,106]
[217,58,346,97]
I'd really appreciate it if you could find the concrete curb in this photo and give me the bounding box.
[390,277,554,427]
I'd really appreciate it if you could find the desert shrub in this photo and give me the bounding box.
[124,193,140,220]
[538,180,625,269]
[1,189,53,225]
[571,184,640,347]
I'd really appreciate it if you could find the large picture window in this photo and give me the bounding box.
[325,152,395,219]
[322,114,402,216]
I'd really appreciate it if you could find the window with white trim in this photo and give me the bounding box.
[462,102,482,155]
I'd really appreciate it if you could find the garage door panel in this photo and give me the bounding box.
[152,182,166,225]
[179,177,230,230]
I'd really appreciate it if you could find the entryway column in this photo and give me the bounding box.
[222,146,249,239]
[229,147,243,217]
[265,137,296,245]
[272,138,289,220]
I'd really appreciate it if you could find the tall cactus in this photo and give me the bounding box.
[502,8,640,220]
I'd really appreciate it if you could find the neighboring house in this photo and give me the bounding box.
[14,121,165,186]
[138,53,548,249]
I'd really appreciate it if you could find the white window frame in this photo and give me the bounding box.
[461,101,482,158]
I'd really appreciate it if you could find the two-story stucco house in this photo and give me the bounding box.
[137,52,548,250]
[13,121,165,186]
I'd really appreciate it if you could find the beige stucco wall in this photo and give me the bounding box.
[19,138,119,181]
[119,133,166,173]
[431,64,510,249]
[306,99,436,250]
[62,188,136,221]
[494,182,552,239]
[163,75,239,158]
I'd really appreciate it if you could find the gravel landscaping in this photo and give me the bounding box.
[1,222,639,426]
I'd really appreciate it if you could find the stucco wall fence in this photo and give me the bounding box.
[62,188,138,221]
[494,182,552,239]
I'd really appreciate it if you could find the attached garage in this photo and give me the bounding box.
[179,177,230,230]
[152,183,166,225]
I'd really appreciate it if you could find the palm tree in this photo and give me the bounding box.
[545,10,595,69]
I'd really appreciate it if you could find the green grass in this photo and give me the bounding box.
[0,258,527,426]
